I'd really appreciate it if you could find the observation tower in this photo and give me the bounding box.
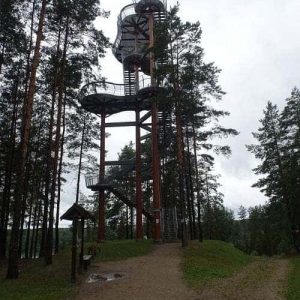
[79,0,170,243]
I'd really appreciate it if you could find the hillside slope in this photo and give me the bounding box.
[182,240,289,300]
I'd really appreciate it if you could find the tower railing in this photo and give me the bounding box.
[120,4,136,21]
[112,0,167,62]
[78,81,126,101]
[85,174,99,188]
[132,0,167,10]
[112,4,137,61]
[78,77,153,100]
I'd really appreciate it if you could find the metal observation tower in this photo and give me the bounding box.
[79,0,174,243]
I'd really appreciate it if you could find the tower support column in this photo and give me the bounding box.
[136,109,143,240]
[149,11,161,243]
[98,111,106,242]
[151,103,161,242]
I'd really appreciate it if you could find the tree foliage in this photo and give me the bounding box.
[0,0,109,278]
[246,87,300,253]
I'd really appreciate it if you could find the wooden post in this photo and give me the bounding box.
[78,218,84,273]
[71,218,78,283]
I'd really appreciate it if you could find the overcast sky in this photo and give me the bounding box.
[62,0,300,217]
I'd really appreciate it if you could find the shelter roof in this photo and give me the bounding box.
[61,203,95,221]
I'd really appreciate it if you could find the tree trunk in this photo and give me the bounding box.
[6,0,47,279]
[40,21,62,259]
[192,122,203,242]
[34,196,43,259]
[25,117,43,258]
[25,193,34,259]
[55,95,66,254]
[0,40,5,74]
[75,117,86,204]
[175,109,188,247]
[18,158,31,258]
[185,126,197,239]
[46,14,70,265]
[0,67,20,258]
[126,206,129,239]
[205,174,213,240]
[23,0,36,107]
[30,198,38,258]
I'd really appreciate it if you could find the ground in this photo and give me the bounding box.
[198,258,289,300]
[75,242,289,300]
[76,243,198,300]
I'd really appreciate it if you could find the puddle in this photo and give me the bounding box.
[87,272,124,283]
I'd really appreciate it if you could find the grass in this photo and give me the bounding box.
[0,240,153,300]
[0,249,74,300]
[182,240,253,289]
[286,256,300,300]
[89,239,153,262]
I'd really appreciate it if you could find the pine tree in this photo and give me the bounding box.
[280,88,300,229]
[247,92,300,252]
[6,0,48,279]
[154,5,237,245]
[247,102,291,226]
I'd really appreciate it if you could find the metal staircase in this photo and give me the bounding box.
[158,110,173,157]
[123,69,136,95]
[153,10,166,23]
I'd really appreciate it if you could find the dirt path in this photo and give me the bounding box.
[75,244,289,300]
[76,243,199,300]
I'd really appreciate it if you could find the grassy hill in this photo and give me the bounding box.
[182,240,253,288]
[1,239,299,299]
[182,240,300,299]
[287,256,300,299]
[0,240,153,300]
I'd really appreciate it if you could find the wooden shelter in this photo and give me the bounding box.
[61,203,95,283]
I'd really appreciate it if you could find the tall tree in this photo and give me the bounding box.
[247,89,300,252]
[0,0,28,259]
[6,0,48,279]
[247,102,291,229]
[155,5,237,245]
[280,88,300,229]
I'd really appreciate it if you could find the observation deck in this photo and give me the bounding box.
[112,0,167,68]
[78,0,167,116]
[78,79,167,115]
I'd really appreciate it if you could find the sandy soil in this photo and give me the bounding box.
[75,243,289,300]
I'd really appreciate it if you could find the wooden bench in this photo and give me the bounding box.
[83,254,93,270]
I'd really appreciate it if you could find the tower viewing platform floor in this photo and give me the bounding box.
[78,81,167,115]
